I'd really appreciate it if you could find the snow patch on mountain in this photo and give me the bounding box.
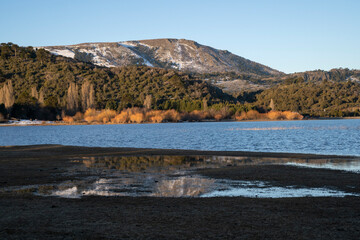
[40,38,283,76]
[118,42,153,67]
[47,49,75,58]
[79,47,115,67]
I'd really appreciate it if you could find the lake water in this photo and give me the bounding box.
[1,119,360,156]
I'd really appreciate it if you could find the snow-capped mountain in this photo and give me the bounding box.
[41,38,282,76]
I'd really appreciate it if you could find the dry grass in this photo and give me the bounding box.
[62,108,303,124]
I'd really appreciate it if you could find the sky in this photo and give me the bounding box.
[1,0,359,73]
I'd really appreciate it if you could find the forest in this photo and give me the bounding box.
[255,77,360,117]
[0,43,235,121]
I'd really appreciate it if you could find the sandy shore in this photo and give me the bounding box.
[1,145,360,239]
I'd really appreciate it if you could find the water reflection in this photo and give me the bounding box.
[152,177,215,197]
[2,155,360,198]
[285,161,360,173]
[41,176,216,198]
[202,180,358,198]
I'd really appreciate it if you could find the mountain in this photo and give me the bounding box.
[0,43,235,119]
[41,38,282,76]
[2,43,359,120]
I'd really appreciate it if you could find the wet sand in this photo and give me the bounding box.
[1,145,360,239]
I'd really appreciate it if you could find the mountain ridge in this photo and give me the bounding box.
[40,38,283,76]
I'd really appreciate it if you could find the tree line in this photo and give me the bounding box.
[255,77,360,117]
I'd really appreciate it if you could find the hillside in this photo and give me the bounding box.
[1,43,360,120]
[213,68,360,96]
[255,79,360,117]
[260,68,360,84]
[41,38,282,76]
[0,43,234,120]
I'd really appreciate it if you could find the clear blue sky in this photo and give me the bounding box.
[1,0,359,73]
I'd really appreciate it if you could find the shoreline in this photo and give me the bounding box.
[1,116,360,127]
[1,144,359,160]
[1,144,360,239]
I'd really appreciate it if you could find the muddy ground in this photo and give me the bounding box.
[0,145,360,239]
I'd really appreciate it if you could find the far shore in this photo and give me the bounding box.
[1,116,360,127]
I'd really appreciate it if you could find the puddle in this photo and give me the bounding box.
[201,180,357,198]
[1,155,360,198]
[284,161,360,173]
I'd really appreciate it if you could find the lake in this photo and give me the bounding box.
[1,119,360,156]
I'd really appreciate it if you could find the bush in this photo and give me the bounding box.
[129,112,145,123]
[61,107,303,124]
[145,110,165,123]
[282,111,303,120]
[73,112,84,121]
[84,108,98,123]
[164,109,181,122]
[84,108,97,118]
[112,111,129,123]
[266,111,283,120]
[96,109,117,123]
[62,116,74,123]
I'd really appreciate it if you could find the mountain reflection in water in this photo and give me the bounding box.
[2,155,359,198]
[152,177,215,197]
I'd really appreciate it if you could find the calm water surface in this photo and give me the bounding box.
[1,119,360,156]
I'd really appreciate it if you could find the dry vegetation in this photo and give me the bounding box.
[235,110,303,121]
[62,108,303,124]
